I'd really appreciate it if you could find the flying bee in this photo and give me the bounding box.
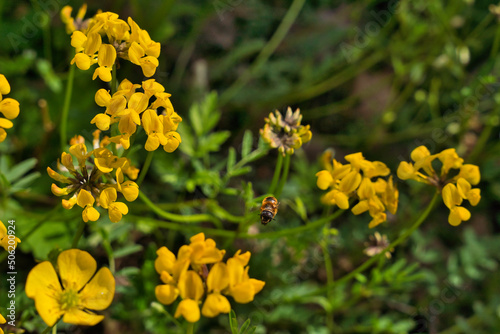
[260,196,279,225]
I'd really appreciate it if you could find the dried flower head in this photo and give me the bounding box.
[260,107,312,156]
[364,232,393,258]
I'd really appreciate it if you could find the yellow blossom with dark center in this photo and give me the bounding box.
[260,107,312,156]
[155,233,265,323]
[397,146,481,226]
[316,152,398,228]
[47,135,139,223]
[25,249,115,327]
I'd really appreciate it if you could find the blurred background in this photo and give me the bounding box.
[1,0,500,333]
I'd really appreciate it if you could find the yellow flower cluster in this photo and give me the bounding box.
[0,220,21,251]
[155,233,265,323]
[316,152,399,228]
[92,78,182,152]
[64,6,160,81]
[260,107,312,156]
[25,249,115,327]
[0,74,20,143]
[47,134,139,223]
[397,146,480,226]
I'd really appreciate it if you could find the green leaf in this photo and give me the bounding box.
[229,310,238,334]
[238,319,251,334]
[228,166,252,178]
[3,158,37,183]
[189,103,204,137]
[9,171,41,193]
[177,123,195,156]
[227,147,236,171]
[245,326,257,334]
[241,130,253,158]
[198,131,231,155]
[113,244,144,258]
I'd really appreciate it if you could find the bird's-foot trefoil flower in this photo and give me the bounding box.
[47,134,139,223]
[397,145,481,226]
[155,233,265,323]
[316,152,399,228]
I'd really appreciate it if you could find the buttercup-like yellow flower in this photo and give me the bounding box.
[47,134,139,223]
[260,107,312,156]
[0,220,21,251]
[316,152,398,228]
[25,249,115,327]
[66,9,161,81]
[0,74,20,143]
[155,233,264,323]
[398,145,481,226]
[92,79,182,152]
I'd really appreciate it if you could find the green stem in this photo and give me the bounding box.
[267,153,283,195]
[136,151,154,187]
[133,209,344,239]
[60,63,75,151]
[102,237,115,274]
[138,191,219,224]
[219,0,306,105]
[304,192,440,298]
[275,154,291,198]
[491,23,500,58]
[186,322,195,334]
[71,220,86,248]
[52,324,57,334]
[321,227,336,332]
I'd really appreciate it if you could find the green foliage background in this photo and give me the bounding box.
[1,0,500,333]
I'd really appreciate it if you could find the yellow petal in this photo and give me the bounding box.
[230,281,255,304]
[91,113,111,131]
[25,261,62,298]
[72,53,91,70]
[99,188,117,209]
[177,271,204,301]
[352,200,369,215]
[62,308,104,326]
[0,74,11,95]
[77,189,95,208]
[95,89,111,107]
[0,98,20,119]
[97,44,116,67]
[79,267,115,310]
[155,246,176,274]
[442,183,462,209]
[83,206,100,222]
[58,249,97,291]
[207,262,228,293]
[411,145,431,162]
[174,299,200,323]
[339,170,362,194]
[120,181,139,201]
[201,293,231,318]
[108,202,128,222]
[315,170,333,190]
[155,284,179,305]
[33,289,64,327]
[467,188,481,206]
[448,206,471,226]
[396,161,416,180]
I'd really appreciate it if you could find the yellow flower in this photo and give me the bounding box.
[155,234,264,323]
[317,152,398,227]
[93,79,182,152]
[25,249,115,327]
[260,107,312,156]
[65,11,160,81]
[0,74,20,143]
[60,4,89,34]
[47,135,139,223]
[226,252,265,304]
[398,146,481,226]
[0,220,21,251]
